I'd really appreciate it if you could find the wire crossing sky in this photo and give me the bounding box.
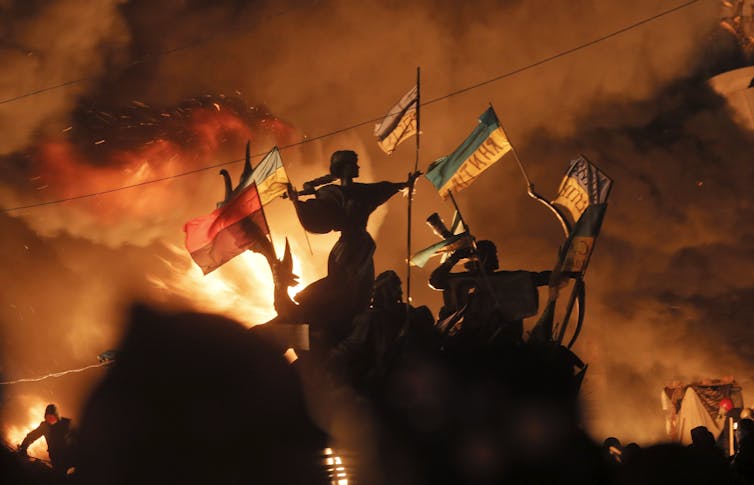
[0,362,111,385]
[0,0,702,214]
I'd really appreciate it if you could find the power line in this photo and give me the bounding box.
[422,0,703,106]
[0,1,320,106]
[0,362,111,385]
[1,0,702,214]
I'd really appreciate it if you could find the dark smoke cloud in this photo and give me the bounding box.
[0,0,130,155]
[0,0,748,448]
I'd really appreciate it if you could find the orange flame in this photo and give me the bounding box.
[149,239,318,327]
[4,399,50,462]
[11,98,299,247]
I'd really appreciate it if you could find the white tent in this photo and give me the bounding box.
[675,387,724,445]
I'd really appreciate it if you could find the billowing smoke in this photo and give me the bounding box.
[0,0,130,155]
[0,0,748,449]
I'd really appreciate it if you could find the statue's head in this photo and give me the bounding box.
[329,150,359,180]
[373,270,402,307]
[475,239,499,272]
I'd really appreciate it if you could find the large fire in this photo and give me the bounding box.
[1,89,395,470]
[1,94,328,453]
[4,398,50,462]
[149,240,313,326]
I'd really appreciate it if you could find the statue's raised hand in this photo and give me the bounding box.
[284,183,298,201]
[407,170,422,188]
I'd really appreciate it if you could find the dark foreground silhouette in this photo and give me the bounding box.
[74,305,328,484]
[2,303,743,484]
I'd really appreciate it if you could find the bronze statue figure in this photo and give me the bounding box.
[284,150,420,349]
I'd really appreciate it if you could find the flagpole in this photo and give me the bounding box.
[557,203,609,346]
[446,189,502,312]
[252,180,279,262]
[406,66,420,310]
[279,156,314,256]
[446,190,469,233]
[490,103,571,238]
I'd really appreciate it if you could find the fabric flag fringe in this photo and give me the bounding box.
[374,85,418,155]
[425,106,512,197]
[184,182,270,274]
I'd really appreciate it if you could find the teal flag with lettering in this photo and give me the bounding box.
[425,107,512,197]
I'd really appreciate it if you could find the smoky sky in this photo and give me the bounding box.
[0,0,750,445]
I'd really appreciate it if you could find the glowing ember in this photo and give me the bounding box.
[10,95,299,247]
[323,447,349,485]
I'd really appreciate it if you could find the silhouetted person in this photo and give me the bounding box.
[690,425,717,449]
[429,240,550,347]
[287,150,419,349]
[329,270,436,392]
[622,442,641,465]
[732,418,754,483]
[717,397,743,455]
[689,426,728,474]
[1,387,56,484]
[601,436,623,467]
[619,442,731,484]
[74,305,327,484]
[18,404,75,476]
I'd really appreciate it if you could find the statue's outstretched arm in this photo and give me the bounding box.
[429,247,471,290]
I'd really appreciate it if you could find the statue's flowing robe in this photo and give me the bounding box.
[292,182,402,343]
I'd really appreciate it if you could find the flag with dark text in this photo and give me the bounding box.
[552,156,612,225]
[374,85,418,155]
[425,107,512,197]
[559,202,607,273]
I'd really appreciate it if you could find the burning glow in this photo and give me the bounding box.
[283,348,299,364]
[37,109,259,203]
[150,241,311,326]
[4,399,51,462]
[14,96,298,247]
[323,447,348,485]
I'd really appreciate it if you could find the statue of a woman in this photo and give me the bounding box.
[285,150,419,347]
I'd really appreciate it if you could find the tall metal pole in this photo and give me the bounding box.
[406,67,420,308]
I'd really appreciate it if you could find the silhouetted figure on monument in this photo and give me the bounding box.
[18,404,76,476]
[429,239,550,348]
[286,150,419,350]
[328,270,436,392]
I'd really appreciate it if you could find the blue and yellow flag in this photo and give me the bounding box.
[410,232,471,268]
[425,107,511,197]
[374,85,418,155]
[560,203,607,273]
[248,147,289,206]
[551,156,612,226]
